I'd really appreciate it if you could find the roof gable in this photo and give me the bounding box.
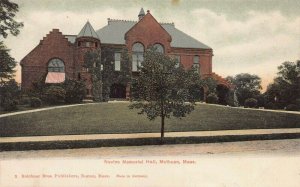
[124,12,172,43]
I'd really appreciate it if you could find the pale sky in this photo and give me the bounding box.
[4,0,300,91]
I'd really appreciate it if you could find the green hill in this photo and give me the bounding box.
[0,103,299,137]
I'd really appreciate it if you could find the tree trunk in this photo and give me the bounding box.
[160,114,165,144]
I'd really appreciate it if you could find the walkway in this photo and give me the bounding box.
[1,128,300,143]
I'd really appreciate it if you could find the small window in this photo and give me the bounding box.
[77,73,81,80]
[114,53,121,71]
[48,58,65,72]
[193,56,200,73]
[86,42,90,47]
[78,41,81,47]
[153,43,164,53]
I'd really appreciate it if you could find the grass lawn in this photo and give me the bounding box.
[0,103,299,137]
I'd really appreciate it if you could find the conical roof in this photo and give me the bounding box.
[138,8,145,17]
[77,21,99,39]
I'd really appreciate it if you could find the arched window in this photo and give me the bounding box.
[193,55,200,74]
[132,42,144,72]
[153,43,164,54]
[48,58,65,72]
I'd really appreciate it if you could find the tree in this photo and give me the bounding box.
[264,61,300,109]
[129,49,202,143]
[0,79,20,110]
[0,0,24,39]
[0,41,16,82]
[227,73,262,106]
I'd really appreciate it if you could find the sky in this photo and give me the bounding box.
[3,0,300,91]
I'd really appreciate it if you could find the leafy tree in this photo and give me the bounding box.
[264,61,300,108]
[0,79,20,110]
[129,49,202,143]
[0,0,24,39]
[227,73,262,106]
[0,41,17,82]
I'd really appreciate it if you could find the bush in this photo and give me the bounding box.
[63,79,86,103]
[206,93,218,104]
[286,104,299,111]
[3,98,18,111]
[43,86,66,104]
[30,97,42,108]
[244,98,258,108]
[19,96,30,105]
[264,102,278,110]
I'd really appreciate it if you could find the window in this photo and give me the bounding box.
[48,58,65,72]
[193,55,200,73]
[153,43,164,53]
[132,42,144,72]
[114,53,121,71]
[86,42,90,47]
[174,55,180,68]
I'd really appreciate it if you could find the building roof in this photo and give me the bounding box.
[96,19,211,49]
[65,17,211,49]
[77,21,99,39]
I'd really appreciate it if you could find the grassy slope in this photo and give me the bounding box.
[0,103,299,137]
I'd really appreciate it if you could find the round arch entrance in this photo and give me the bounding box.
[110,83,126,99]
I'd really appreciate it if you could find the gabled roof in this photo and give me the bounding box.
[96,19,211,49]
[77,21,99,39]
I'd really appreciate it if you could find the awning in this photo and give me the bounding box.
[45,72,65,83]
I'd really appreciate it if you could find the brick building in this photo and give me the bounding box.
[21,8,230,101]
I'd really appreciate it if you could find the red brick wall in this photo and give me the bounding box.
[125,12,172,54]
[170,48,213,76]
[20,29,75,90]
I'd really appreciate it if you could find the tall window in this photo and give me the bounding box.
[114,52,121,71]
[48,58,64,72]
[132,42,144,72]
[193,55,200,74]
[174,55,181,68]
[153,43,164,53]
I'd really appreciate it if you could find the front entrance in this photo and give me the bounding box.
[110,83,126,99]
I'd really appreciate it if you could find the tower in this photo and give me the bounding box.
[75,21,101,97]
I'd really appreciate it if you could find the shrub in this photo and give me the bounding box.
[42,86,66,104]
[264,102,278,110]
[244,98,258,108]
[286,104,299,111]
[63,79,86,103]
[30,97,42,108]
[206,93,218,104]
[19,96,30,105]
[3,98,18,111]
